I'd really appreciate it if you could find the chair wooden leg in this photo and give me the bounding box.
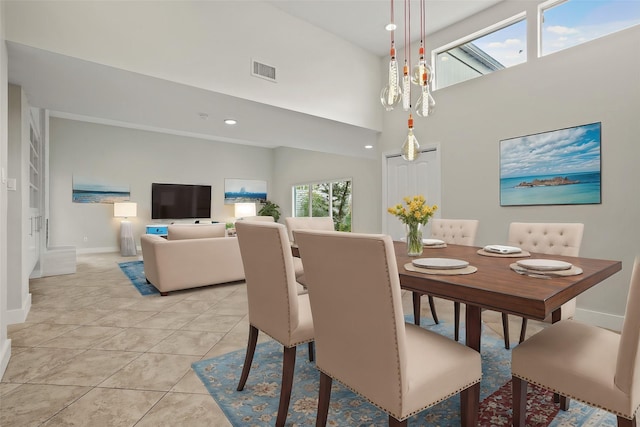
[316,371,332,427]
[617,416,637,427]
[519,317,528,343]
[428,295,439,324]
[276,346,297,427]
[460,382,480,427]
[501,312,510,349]
[412,292,421,325]
[454,302,461,341]
[512,376,528,427]
[559,395,570,410]
[388,415,407,427]
[237,325,259,391]
[308,341,315,362]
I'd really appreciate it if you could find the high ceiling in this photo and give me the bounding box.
[7,0,503,158]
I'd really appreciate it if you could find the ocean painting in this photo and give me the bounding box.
[500,122,601,206]
[72,175,131,203]
[224,178,267,204]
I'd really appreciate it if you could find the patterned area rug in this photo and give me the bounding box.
[118,260,159,296]
[192,320,617,426]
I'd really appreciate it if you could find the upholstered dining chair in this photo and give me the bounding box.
[284,216,335,246]
[512,256,640,427]
[503,222,584,349]
[412,218,479,342]
[234,221,315,427]
[236,215,275,222]
[296,229,482,427]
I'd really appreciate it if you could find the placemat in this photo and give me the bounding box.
[477,249,530,258]
[509,263,583,277]
[404,263,477,275]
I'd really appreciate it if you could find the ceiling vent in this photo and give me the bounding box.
[251,59,277,82]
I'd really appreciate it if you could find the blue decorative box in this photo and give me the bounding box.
[146,224,168,236]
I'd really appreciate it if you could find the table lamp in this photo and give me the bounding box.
[114,202,137,256]
[234,202,256,220]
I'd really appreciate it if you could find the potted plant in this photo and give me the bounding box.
[258,200,281,222]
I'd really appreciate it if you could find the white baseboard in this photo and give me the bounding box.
[76,246,119,254]
[0,337,11,380]
[6,293,32,325]
[575,307,624,332]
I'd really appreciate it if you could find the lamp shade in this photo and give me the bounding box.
[234,202,256,218]
[114,202,137,218]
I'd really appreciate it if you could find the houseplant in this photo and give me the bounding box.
[258,200,281,222]
[387,195,438,256]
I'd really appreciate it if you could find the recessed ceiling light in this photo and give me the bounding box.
[198,112,209,119]
[224,119,237,125]
[385,23,396,31]
[364,145,373,149]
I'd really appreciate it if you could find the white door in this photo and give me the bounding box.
[383,146,441,240]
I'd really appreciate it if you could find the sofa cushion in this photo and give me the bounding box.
[167,223,226,240]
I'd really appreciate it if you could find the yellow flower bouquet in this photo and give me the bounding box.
[387,195,438,255]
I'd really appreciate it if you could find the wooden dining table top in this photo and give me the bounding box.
[394,241,622,321]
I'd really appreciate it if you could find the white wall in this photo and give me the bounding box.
[49,118,274,252]
[5,0,381,132]
[380,3,640,326]
[272,146,381,234]
[1,0,13,378]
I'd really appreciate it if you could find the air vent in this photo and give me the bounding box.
[251,59,277,82]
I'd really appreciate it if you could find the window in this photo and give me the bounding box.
[541,0,640,56]
[292,179,352,231]
[434,14,527,90]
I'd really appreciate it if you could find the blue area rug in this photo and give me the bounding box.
[192,319,617,426]
[118,261,159,296]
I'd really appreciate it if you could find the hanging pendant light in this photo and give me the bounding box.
[401,0,411,111]
[413,0,435,117]
[401,114,420,161]
[380,0,401,111]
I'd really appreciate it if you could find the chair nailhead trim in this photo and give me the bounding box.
[512,373,638,420]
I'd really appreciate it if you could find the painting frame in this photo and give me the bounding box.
[499,122,602,207]
[224,178,267,205]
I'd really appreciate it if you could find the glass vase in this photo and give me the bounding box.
[406,223,424,256]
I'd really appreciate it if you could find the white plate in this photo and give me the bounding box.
[412,258,469,270]
[423,238,445,246]
[516,259,573,271]
[484,244,522,254]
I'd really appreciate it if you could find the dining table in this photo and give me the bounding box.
[393,241,622,426]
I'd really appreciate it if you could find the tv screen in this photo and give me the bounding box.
[151,183,212,220]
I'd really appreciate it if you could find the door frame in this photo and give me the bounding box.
[381,142,442,235]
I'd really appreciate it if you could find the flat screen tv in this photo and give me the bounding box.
[151,183,212,220]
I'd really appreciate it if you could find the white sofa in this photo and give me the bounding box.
[140,223,245,295]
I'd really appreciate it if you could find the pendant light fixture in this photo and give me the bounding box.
[381,0,435,161]
[380,0,401,111]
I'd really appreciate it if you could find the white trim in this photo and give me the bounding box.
[6,293,31,325]
[574,307,624,333]
[76,246,120,254]
[0,338,11,380]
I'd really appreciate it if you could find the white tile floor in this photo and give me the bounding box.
[1,252,545,426]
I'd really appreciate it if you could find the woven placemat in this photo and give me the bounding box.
[509,263,583,277]
[404,263,477,275]
[477,249,531,258]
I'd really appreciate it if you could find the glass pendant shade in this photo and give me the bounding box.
[381,44,401,110]
[415,84,435,117]
[401,115,420,161]
[402,62,411,111]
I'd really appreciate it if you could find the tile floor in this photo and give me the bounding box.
[1,252,545,426]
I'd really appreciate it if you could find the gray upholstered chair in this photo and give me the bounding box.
[234,221,315,427]
[512,256,640,427]
[412,218,479,342]
[504,222,584,348]
[296,229,482,427]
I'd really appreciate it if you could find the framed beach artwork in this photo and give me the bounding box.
[500,122,601,206]
[224,178,267,204]
[72,175,131,203]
